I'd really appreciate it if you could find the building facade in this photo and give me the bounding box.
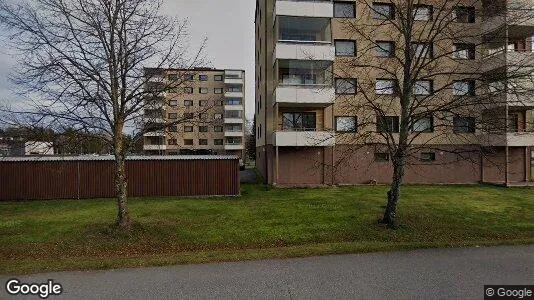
[255,0,534,186]
[143,68,246,158]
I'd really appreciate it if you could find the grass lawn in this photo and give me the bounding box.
[1,184,533,274]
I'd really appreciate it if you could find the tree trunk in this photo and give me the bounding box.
[382,158,405,228]
[114,135,131,230]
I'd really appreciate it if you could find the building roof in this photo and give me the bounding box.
[0,155,239,162]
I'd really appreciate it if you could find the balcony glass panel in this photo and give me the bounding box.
[278,16,331,42]
[278,60,332,86]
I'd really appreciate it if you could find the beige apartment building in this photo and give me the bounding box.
[255,0,534,186]
[143,68,246,158]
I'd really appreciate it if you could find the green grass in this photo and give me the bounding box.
[1,184,533,274]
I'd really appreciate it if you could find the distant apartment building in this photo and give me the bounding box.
[0,137,54,156]
[143,68,246,158]
[255,0,534,186]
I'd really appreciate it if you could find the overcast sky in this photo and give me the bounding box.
[0,0,256,119]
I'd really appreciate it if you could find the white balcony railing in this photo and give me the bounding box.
[225,91,244,98]
[225,131,244,137]
[224,105,244,111]
[224,117,244,124]
[275,42,335,61]
[275,85,335,106]
[224,144,244,150]
[275,0,334,18]
[273,130,335,147]
[143,131,166,137]
[480,132,534,146]
[143,144,167,151]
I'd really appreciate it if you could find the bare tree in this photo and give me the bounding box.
[333,0,534,227]
[0,0,207,229]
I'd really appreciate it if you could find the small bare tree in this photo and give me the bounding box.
[334,0,534,226]
[0,0,207,229]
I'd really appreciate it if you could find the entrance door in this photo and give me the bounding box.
[531,149,534,181]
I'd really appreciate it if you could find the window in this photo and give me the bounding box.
[376,41,394,57]
[199,75,208,81]
[375,153,390,162]
[282,112,316,131]
[184,139,194,146]
[376,79,396,95]
[184,113,194,119]
[168,113,178,119]
[334,2,355,18]
[168,125,178,132]
[372,3,395,20]
[412,42,433,58]
[453,43,475,59]
[184,87,193,94]
[199,139,208,145]
[227,86,242,92]
[214,139,224,145]
[335,40,356,56]
[184,126,193,132]
[377,116,400,133]
[226,98,242,105]
[184,74,194,81]
[214,75,223,81]
[335,78,357,94]
[168,74,178,81]
[413,5,432,21]
[199,87,208,94]
[168,139,178,145]
[214,113,223,120]
[413,80,433,95]
[412,116,434,132]
[453,80,476,96]
[421,152,436,162]
[214,126,223,132]
[453,117,476,133]
[199,100,209,107]
[184,100,193,107]
[199,113,209,120]
[169,100,178,106]
[214,88,223,94]
[199,126,208,132]
[336,116,357,132]
[453,6,475,23]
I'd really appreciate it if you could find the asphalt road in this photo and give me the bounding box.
[1,245,533,299]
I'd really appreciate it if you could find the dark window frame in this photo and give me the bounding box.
[335,116,358,132]
[376,41,395,58]
[335,78,357,94]
[453,116,476,133]
[334,1,356,18]
[335,39,357,57]
[377,116,400,133]
[372,2,395,20]
[282,112,317,131]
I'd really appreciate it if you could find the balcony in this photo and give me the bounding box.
[273,130,335,147]
[275,85,334,107]
[275,0,333,18]
[483,2,534,34]
[225,91,244,98]
[225,131,244,137]
[275,42,334,61]
[143,144,167,151]
[482,50,534,72]
[480,132,534,147]
[143,131,166,137]
[224,144,244,150]
[224,118,244,124]
[224,105,244,111]
[224,70,244,85]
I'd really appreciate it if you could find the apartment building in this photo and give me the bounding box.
[143,68,246,158]
[255,0,534,186]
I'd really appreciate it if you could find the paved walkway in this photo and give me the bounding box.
[1,245,533,299]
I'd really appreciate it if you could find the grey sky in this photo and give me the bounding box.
[0,0,256,119]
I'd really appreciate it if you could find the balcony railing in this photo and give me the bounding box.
[275,0,334,18]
